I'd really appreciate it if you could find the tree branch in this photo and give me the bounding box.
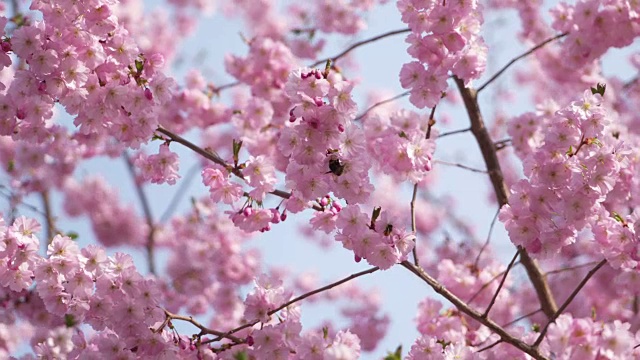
[437,127,471,139]
[533,259,607,347]
[410,184,419,266]
[156,126,298,203]
[454,77,558,319]
[205,266,379,344]
[477,32,568,93]
[123,153,156,275]
[401,261,548,360]
[311,28,411,67]
[157,309,244,344]
[354,91,410,121]
[483,250,520,317]
[434,160,487,173]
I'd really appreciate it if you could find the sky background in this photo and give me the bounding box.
[7,0,640,358]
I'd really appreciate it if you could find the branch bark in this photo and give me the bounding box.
[401,261,548,360]
[454,77,558,319]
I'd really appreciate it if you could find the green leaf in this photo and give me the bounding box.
[590,83,606,96]
[233,351,248,360]
[66,231,79,240]
[383,345,402,360]
[135,59,144,73]
[64,314,76,327]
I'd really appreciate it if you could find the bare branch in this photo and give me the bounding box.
[483,250,520,317]
[437,127,471,139]
[533,259,607,347]
[477,33,568,93]
[503,308,543,328]
[123,153,157,275]
[206,266,379,344]
[434,160,487,174]
[474,208,500,267]
[410,183,419,266]
[160,164,200,223]
[401,261,548,360]
[158,309,244,344]
[40,191,56,247]
[311,28,411,67]
[354,91,410,121]
[544,261,600,276]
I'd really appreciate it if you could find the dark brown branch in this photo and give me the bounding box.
[533,259,607,347]
[401,261,548,360]
[503,308,543,328]
[483,250,520,317]
[454,77,558,319]
[354,91,410,121]
[437,127,471,139]
[477,33,568,93]
[311,28,411,67]
[123,153,156,275]
[467,261,520,304]
[156,127,297,204]
[158,309,244,343]
[544,261,600,276]
[206,266,379,344]
[477,339,503,353]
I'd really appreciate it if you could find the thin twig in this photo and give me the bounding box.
[401,261,548,360]
[474,208,500,267]
[454,76,558,319]
[205,266,379,344]
[156,127,295,203]
[544,261,600,276]
[477,339,503,353]
[437,127,471,139]
[123,153,156,275]
[158,309,244,343]
[467,261,520,304]
[477,33,568,93]
[503,308,543,328]
[311,28,411,67]
[160,164,200,223]
[354,91,410,121]
[483,250,520,317]
[410,184,419,266]
[533,259,607,348]
[210,81,240,95]
[434,160,487,173]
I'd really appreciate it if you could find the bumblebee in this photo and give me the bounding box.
[327,156,345,176]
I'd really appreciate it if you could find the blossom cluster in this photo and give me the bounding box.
[500,90,637,266]
[280,68,374,205]
[398,0,487,108]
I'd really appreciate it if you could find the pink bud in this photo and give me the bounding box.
[246,335,254,346]
[243,207,253,217]
[314,70,322,79]
[144,88,153,101]
[354,255,362,263]
[320,197,329,206]
[1,40,11,52]
[337,124,345,132]
[332,202,342,212]
[280,211,287,222]
[270,208,281,224]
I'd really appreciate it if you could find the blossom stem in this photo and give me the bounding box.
[354,91,409,121]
